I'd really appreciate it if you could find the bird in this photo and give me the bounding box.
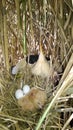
[11,51,50,75]
[26,54,50,64]
[31,43,51,78]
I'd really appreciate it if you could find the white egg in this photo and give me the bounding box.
[23,85,30,95]
[15,89,24,99]
[12,66,18,75]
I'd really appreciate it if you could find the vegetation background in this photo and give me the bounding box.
[0,0,73,130]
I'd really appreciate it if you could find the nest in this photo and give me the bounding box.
[0,64,53,130]
[0,56,73,130]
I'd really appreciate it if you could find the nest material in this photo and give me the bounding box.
[0,61,60,130]
[18,87,47,112]
[0,55,73,130]
[0,64,49,129]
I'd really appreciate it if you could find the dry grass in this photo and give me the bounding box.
[0,58,73,130]
[0,65,51,130]
[0,0,73,130]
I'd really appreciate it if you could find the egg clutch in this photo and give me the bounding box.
[15,85,47,112]
[15,85,30,99]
